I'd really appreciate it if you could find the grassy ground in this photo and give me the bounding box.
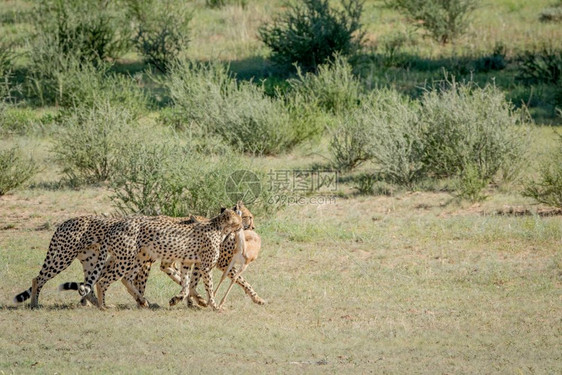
[1,184,561,373]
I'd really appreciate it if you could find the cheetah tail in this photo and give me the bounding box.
[13,287,32,303]
[58,282,81,291]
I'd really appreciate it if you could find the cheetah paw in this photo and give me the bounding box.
[169,296,184,307]
[78,285,91,297]
[252,296,266,305]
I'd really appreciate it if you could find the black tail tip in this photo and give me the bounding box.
[13,290,31,303]
[58,282,80,291]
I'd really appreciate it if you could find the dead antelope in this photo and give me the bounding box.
[215,228,261,309]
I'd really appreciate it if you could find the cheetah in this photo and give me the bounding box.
[60,202,265,306]
[13,216,120,308]
[92,208,243,310]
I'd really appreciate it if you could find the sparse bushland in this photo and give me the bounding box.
[32,0,130,63]
[259,0,364,71]
[127,0,191,73]
[523,121,562,208]
[331,81,530,198]
[540,1,562,23]
[330,112,373,171]
[420,81,530,183]
[205,0,247,8]
[27,0,131,105]
[288,55,363,115]
[0,70,36,135]
[387,0,478,44]
[165,59,322,155]
[51,100,139,186]
[109,139,279,217]
[0,146,38,196]
[517,44,562,85]
[109,141,243,217]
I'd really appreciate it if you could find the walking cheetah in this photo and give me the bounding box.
[92,208,243,310]
[13,216,120,308]
[59,202,265,306]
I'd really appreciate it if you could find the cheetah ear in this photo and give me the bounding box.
[237,200,244,208]
[220,207,226,213]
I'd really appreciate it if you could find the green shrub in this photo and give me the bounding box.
[454,163,489,202]
[59,63,147,116]
[110,141,246,217]
[288,55,363,115]
[259,0,364,71]
[540,6,562,23]
[28,0,131,104]
[365,90,426,186]
[518,45,562,85]
[33,0,130,63]
[51,100,137,185]
[0,107,38,135]
[0,38,17,73]
[205,0,247,8]
[0,147,38,195]
[420,81,529,183]
[388,0,478,44]
[166,60,315,155]
[128,0,191,73]
[29,57,147,112]
[523,134,562,208]
[330,112,373,171]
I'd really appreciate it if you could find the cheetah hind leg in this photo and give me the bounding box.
[186,265,207,308]
[169,263,191,307]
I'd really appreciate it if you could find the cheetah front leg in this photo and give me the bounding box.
[200,264,219,310]
[187,265,208,308]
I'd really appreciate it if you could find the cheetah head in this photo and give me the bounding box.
[216,208,243,236]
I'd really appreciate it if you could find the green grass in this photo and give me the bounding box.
[1,183,561,373]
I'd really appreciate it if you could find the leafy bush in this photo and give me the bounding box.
[540,6,562,23]
[110,141,249,217]
[51,100,137,185]
[288,55,363,115]
[32,0,129,63]
[29,57,147,112]
[388,0,478,44]
[0,147,38,195]
[330,113,373,171]
[128,0,191,72]
[166,60,317,155]
[0,38,17,73]
[523,133,562,208]
[365,90,426,186]
[518,45,562,85]
[205,0,247,8]
[420,82,529,183]
[0,107,38,135]
[454,163,489,202]
[523,165,562,208]
[259,0,364,71]
[331,82,529,193]
[28,0,131,104]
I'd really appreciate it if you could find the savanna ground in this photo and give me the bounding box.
[1,0,562,373]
